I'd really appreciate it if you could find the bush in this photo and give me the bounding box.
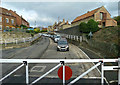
[79,19,99,33]
[87,19,99,32]
[113,16,120,25]
[79,22,89,33]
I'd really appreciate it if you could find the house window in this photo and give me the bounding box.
[100,12,103,20]
[0,25,2,30]
[6,26,9,29]
[0,17,2,22]
[6,18,9,23]
[11,19,14,24]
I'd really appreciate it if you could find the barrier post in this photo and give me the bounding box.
[118,58,120,85]
[23,61,29,84]
[61,61,65,85]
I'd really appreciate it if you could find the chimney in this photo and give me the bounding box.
[66,21,68,24]
[87,11,90,13]
[63,19,65,23]
[14,11,16,13]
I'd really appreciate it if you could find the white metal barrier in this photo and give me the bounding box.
[0,59,119,85]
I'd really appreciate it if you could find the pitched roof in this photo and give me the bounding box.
[71,7,101,24]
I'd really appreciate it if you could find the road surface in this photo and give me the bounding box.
[2,36,101,84]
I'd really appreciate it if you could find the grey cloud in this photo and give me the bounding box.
[2,2,118,27]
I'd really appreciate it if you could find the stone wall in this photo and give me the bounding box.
[58,25,82,36]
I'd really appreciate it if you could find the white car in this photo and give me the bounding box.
[54,35,61,43]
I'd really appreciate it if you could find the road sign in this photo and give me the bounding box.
[58,66,72,80]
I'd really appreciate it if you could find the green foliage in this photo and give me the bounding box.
[20,24,28,29]
[87,19,99,32]
[79,22,89,33]
[113,16,120,25]
[41,30,47,32]
[79,19,99,33]
[26,30,35,33]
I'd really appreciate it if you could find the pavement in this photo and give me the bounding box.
[2,36,102,84]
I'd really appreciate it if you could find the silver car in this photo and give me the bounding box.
[57,39,69,51]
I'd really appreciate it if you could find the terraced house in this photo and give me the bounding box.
[0,7,16,31]
[0,7,29,31]
[71,6,117,28]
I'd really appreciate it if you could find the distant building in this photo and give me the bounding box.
[48,25,53,32]
[42,27,48,31]
[59,21,71,30]
[55,19,71,31]
[0,7,29,31]
[71,6,117,28]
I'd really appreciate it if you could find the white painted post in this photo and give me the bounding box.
[62,61,65,85]
[70,35,72,40]
[69,35,70,39]
[74,36,75,40]
[76,36,78,41]
[23,38,26,43]
[4,40,7,46]
[118,58,120,85]
[16,39,18,44]
[80,36,82,42]
[23,61,29,84]
[101,62,104,85]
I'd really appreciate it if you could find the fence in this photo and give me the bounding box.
[0,58,119,85]
[0,33,41,46]
[59,33,88,43]
[59,33,118,58]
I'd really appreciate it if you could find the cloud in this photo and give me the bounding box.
[2,2,118,27]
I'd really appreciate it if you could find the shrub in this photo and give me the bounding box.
[79,22,89,33]
[79,19,99,33]
[87,19,99,32]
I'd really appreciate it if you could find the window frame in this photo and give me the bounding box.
[6,18,9,23]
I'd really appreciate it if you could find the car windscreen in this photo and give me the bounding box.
[55,36,60,38]
[58,40,68,45]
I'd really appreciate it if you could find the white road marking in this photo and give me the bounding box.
[14,75,21,77]
[30,66,46,72]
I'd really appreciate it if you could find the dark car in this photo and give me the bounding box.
[57,39,69,51]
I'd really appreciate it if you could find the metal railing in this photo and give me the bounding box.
[0,33,41,46]
[0,58,119,85]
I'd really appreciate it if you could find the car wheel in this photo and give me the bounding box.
[67,48,69,51]
[57,48,59,51]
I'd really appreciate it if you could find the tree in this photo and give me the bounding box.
[87,19,99,33]
[79,22,89,33]
[113,16,120,25]
[79,19,99,33]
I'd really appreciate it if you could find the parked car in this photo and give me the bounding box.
[54,35,61,43]
[57,39,69,51]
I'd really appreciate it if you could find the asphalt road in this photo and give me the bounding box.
[2,36,101,84]
[2,36,49,76]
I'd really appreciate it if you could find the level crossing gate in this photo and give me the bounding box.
[0,58,119,85]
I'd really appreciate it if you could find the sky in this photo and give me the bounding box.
[1,1,119,27]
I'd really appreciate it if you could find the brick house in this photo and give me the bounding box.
[0,7,16,31]
[9,10,29,27]
[0,7,29,31]
[71,6,117,28]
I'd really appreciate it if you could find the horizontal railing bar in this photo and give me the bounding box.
[0,59,118,63]
[103,66,119,70]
